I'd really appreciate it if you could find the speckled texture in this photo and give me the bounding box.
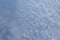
[0,0,60,40]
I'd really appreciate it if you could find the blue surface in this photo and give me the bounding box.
[0,0,60,40]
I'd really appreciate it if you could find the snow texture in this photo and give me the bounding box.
[0,0,60,40]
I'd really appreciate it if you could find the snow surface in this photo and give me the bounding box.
[0,0,60,40]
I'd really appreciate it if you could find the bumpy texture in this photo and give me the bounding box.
[0,0,60,40]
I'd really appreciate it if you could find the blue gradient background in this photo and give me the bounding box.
[0,0,60,40]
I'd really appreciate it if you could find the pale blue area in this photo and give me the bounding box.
[0,0,60,40]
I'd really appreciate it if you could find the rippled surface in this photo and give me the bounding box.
[0,0,60,40]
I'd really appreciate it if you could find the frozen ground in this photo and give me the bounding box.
[0,0,60,40]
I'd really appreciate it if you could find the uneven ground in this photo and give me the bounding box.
[0,0,60,40]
